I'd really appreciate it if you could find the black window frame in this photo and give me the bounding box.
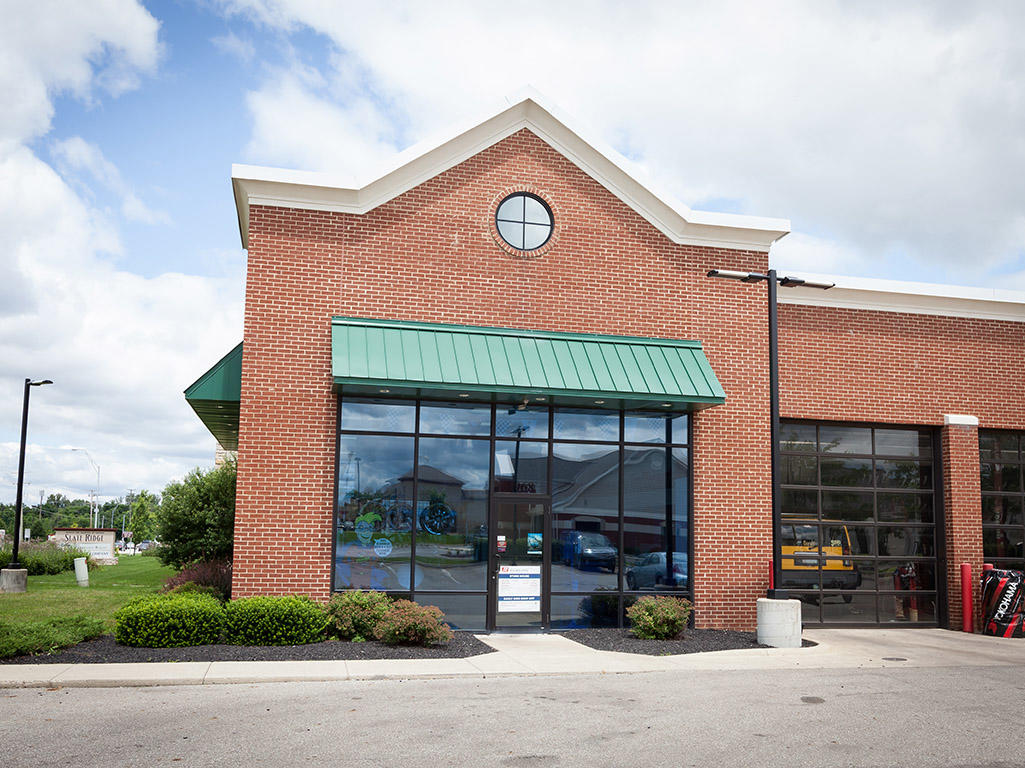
[494,192,554,252]
[331,397,693,630]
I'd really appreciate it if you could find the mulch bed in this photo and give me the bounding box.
[563,628,774,655]
[0,633,495,665]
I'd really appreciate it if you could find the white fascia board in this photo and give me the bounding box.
[231,89,790,251]
[776,270,1025,323]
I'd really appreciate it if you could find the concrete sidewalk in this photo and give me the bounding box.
[2,628,1023,689]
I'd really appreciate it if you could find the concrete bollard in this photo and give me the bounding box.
[757,597,802,648]
[74,557,89,587]
[0,568,28,593]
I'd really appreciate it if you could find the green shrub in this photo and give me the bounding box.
[326,590,392,641]
[375,600,453,646]
[0,542,93,575]
[139,546,164,558]
[162,560,232,600]
[0,616,105,659]
[625,595,693,640]
[114,593,224,647]
[223,595,329,646]
[165,581,223,601]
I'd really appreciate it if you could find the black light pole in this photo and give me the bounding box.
[9,378,53,569]
[706,269,832,596]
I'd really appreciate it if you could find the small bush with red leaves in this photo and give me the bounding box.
[162,560,232,601]
[375,600,453,646]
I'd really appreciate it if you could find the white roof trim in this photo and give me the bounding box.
[231,87,790,252]
[777,270,1025,323]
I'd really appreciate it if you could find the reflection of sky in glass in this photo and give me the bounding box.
[624,412,688,444]
[338,434,414,497]
[417,437,489,489]
[495,406,549,439]
[341,399,415,433]
[419,403,491,436]
[554,409,619,441]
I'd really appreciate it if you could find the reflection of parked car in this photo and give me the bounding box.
[626,551,687,589]
[560,531,617,572]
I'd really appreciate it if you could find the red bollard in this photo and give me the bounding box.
[983,563,994,573]
[769,560,774,591]
[961,563,974,633]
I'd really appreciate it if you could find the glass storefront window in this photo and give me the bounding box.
[622,446,688,591]
[336,434,415,590]
[419,402,492,436]
[624,412,688,444]
[553,408,619,442]
[414,438,489,591]
[340,398,415,433]
[551,443,619,592]
[495,405,549,440]
[493,440,548,494]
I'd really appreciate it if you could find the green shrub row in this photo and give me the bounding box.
[325,591,453,645]
[0,542,95,575]
[114,589,453,648]
[0,616,105,659]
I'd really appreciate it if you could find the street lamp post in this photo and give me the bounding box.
[706,269,833,595]
[6,379,52,577]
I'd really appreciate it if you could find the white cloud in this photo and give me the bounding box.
[51,136,170,225]
[212,30,255,63]
[219,1,1025,284]
[0,2,242,503]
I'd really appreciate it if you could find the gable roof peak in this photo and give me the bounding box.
[232,88,790,252]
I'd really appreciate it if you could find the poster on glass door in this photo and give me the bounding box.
[497,564,541,612]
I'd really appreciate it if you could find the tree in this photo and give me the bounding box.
[157,462,236,569]
[127,490,159,543]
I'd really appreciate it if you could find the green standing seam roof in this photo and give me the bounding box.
[331,318,726,409]
[184,342,243,451]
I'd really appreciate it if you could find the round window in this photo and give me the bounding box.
[495,192,553,251]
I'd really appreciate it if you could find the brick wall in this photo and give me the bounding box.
[234,127,1024,629]
[779,304,1023,628]
[941,423,984,629]
[234,128,772,627]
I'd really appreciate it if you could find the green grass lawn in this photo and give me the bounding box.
[0,555,174,632]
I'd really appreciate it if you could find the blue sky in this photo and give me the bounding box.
[2,1,1024,504]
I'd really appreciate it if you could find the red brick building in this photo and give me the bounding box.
[186,92,1025,631]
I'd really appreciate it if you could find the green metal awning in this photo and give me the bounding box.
[331,318,725,410]
[185,342,242,450]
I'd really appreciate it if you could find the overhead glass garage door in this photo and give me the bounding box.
[779,421,941,626]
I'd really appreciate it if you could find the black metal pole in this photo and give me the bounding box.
[10,379,31,569]
[767,270,782,594]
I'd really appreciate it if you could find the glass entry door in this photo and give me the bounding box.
[489,498,549,631]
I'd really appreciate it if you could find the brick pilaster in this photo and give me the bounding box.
[942,416,983,630]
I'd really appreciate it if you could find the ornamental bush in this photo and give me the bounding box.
[325,590,392,641]
[0,616,105,659]
[223,596,329,646]
[375,600,453,646]
[114,593,225,647]
[0,542,93,575]
[162,560,232,600]
[625,596,693,640]
[165,581,224,601]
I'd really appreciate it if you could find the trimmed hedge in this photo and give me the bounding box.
[0,616,105,659]
[114,593,224,647]
[625,595,693,640]
[0,542,94,575]
[376,600,453,646]
[325,590,392,641]
[223,596,329,646]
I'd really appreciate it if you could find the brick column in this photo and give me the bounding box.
[941,414,983,630]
